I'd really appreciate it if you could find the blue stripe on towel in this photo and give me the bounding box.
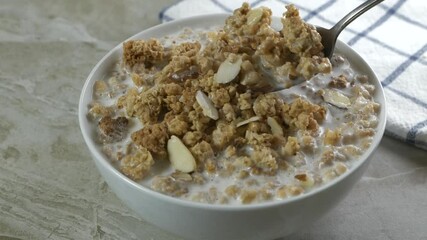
[406,119,427,145]
[378,4,427,31]
[158,0,184,22]
[387,87,427,110]
[212,0,233,12]
[357,36,427,66]
[161,14,174,22]
[348,0,406,46]
[251,0,266,7]
[386,129,427,149]
[303,0,337,22]
[382,44,427,87]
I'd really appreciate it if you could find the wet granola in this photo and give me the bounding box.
[88,4,380,204]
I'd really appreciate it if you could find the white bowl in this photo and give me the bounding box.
[79,14,386,240]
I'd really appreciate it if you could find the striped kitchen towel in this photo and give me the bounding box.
[160,0,427,151]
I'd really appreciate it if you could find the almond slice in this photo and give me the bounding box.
[236,116,261,127]
[322,89,351,109]
[247,8,264,26]
[195,90,219,120]
[167,135,197,173]
[214,54,242,84]
[267,117,283,136]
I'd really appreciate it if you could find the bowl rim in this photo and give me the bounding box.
[79,13,387,211]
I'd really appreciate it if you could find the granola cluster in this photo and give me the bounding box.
[88,4,380,204]
[122,5,328,175]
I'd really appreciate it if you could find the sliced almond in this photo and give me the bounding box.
[195,90,219,120]
[214,54,242,84]
[247,8,264,26]
[322,89,351,109]
[167,135,197,173]
[267,117,283,136]
[236,116,261,127]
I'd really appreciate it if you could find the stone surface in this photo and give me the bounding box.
[0,0,426,239]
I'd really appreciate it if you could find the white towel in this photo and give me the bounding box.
[160,0,427,151]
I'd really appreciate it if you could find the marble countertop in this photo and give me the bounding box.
[1,0,426,239]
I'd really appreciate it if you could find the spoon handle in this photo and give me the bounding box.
[331,0,384,35]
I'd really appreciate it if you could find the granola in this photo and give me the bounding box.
[87,4,380,205]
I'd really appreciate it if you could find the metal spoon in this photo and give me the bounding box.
[317,0,384,59]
